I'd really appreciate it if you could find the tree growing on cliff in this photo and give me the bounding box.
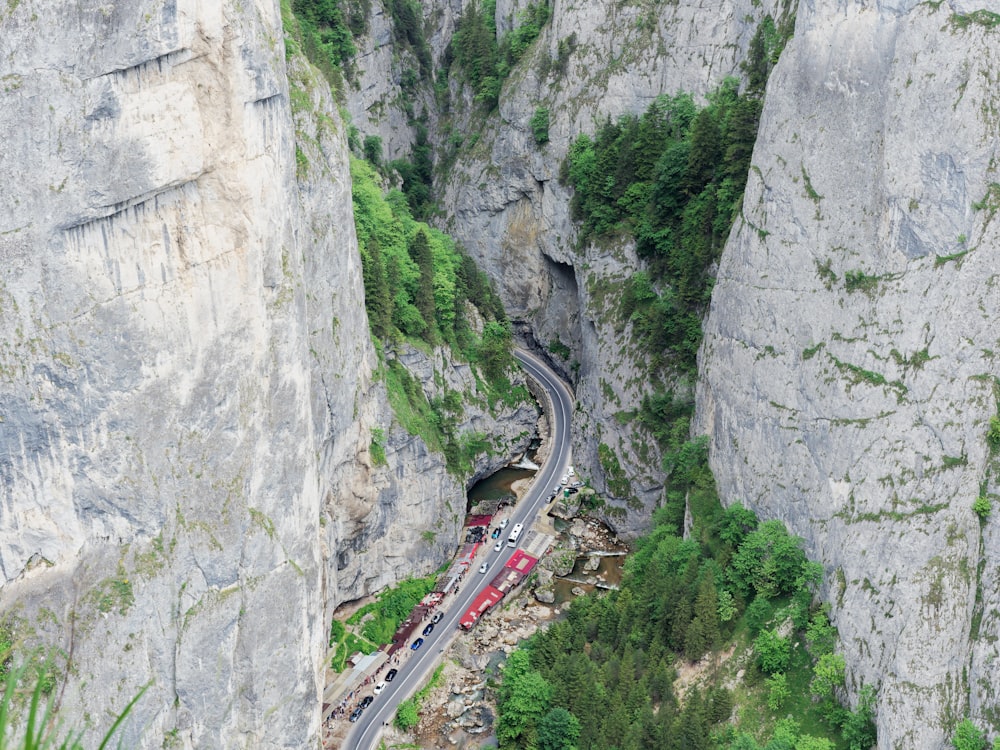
[409,229,437,339]
[361,236,392,340]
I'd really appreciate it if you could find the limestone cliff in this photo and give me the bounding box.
[0,1,534,746]
[696,2,1000,746]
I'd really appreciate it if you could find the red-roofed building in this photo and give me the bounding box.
[466,513,493,528]
[459,586,504,630]
[504,549,539,575]
[489,566,525,594]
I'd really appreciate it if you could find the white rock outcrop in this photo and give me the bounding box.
[697,2,1000,746]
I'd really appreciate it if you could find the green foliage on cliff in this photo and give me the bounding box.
[564,81,761,377]
[285,0,368,91]
[387,0,432,75]
[351,156,507,353]
[494,447,875,750]
[389,122,434,218]
[352,156,523,464]
[530,107,550,145]
[450,0,551,109]
[951,719,989,750]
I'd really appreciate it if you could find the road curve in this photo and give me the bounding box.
[345,348,574,750]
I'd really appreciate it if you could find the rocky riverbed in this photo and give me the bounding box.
[385,510,628,748]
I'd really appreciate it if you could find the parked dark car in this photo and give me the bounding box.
[491,527,501,539]
[360,695,373,709]
[386,668,398,682]
[411,637,424,650]
[422,623,435,636]
[349,708,363,722]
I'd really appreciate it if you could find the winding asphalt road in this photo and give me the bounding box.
[345,348,574,750]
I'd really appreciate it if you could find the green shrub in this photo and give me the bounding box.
[767,672,790,710]
[952,719,988,750]
[395,698,419,730]
[973,495,992,519]
[547,337,571,359]
[362,134,382,165]
[810,652,846,704]
[530,107,550,144]
[843,269,880,294]
[754,629,791,674]
[805,610,836,656]
[370,427,387,466]
[987,415,1000,454]
[743,596,774,637]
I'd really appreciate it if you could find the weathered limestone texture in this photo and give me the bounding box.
[697,2,1000,746]
[0,2,327,747]
[0,2,539,744]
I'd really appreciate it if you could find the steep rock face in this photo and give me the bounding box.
[696,2,1000,746]
[0,1,536,746]
[432,0,791,535]
[0,3,327,747]
[345,0,462,161]
[0,2,344,748]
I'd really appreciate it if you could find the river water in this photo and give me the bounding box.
[466,467,536,512]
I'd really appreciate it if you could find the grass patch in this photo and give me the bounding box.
[597,442,631,500]
[949,10,1000,30]
[843,269,881,294]
[385,358,443,453]
[330,631,378,673]
[815,258,838,289]
[934,248,970,267]
[828,354,908,402]
[802,342,825,360]
[370,427,387,466]
[890,347,932,369]
[801,165,823,203]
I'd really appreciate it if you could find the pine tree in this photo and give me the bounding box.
[408,229,437,339]
[684,571,720,660]
[361,236,392,339]
[684,108,722,195]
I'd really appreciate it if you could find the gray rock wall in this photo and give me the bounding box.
[0,1,536,746]
[0,3,326,746]
[697,2,1000,746]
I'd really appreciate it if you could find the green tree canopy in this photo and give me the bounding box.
[538,706,582,750]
